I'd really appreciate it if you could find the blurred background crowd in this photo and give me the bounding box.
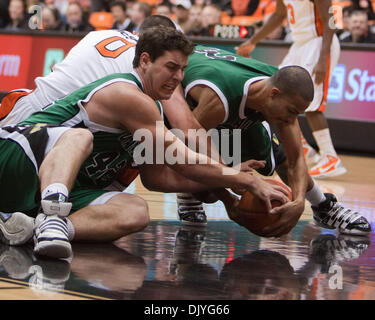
[1,0,375,43]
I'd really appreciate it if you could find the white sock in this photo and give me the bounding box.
[305,180,326,206]
[41,183,69,200]
[66,217,75,241]
[312,128,337,156]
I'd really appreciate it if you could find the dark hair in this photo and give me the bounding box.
[138,15,176,34]
[270,66,314,102]
[110,1,126,11]
[133,27,194,68]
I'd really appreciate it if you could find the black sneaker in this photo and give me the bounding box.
[312,193,371,236]
[177,193,207,226]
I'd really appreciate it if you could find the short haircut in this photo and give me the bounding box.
[138,15,176,34]
[110,1,126,11]
[133,27,194,68]
[270,66,314,102]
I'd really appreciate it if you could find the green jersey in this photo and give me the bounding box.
[182,45,278,129]
[182,45,283,177]
[21,72,162,190]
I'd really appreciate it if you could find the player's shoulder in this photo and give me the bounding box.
[79,29,138,45]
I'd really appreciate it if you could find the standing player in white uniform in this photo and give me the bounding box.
[236,0,346,179]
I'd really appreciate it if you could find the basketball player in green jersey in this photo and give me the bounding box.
[0,29,290,259]
[169,45,370,237]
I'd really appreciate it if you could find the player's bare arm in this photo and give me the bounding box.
[313,0,336,84]
[236,0,287,57]
[261,120,309,237]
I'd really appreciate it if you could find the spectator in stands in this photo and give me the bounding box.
[63,1,94,32]
[0,0,10,28]
[4,0,30,30]
[186,4,220,36]
[174,0,194,33]
[42,6,65,30]
[155,2,172,17]
[341,9,375,42]
[52,0,69,17]
[351,0,375,22]
[110,1,135,32]
[186,4,203,35]
[337,5,353,40]
[230,0,261,17]
[201,4,221,26]
[129,1,151,33]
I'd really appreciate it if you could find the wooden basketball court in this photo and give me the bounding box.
[0,154,374,300]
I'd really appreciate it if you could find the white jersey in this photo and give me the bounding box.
[27,30,138,110]
[283,0,324,45]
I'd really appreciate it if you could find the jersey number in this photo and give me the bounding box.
[287,4,296,24]
[195,48,236,62]
[95,36,136,59]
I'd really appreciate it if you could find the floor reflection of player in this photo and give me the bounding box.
[69,243,147,298]
[0,244,70,293]
[220,250,301,300]
[0,242,147,299]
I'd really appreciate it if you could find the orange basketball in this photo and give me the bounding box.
[238,179,293,237]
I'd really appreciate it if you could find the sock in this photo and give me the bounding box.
[66,217,75,241]
[41,183,69,201]
[305,180,326,206]
[312,128,337,156]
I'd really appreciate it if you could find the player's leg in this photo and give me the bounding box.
[279,43,320,166]
[0,126,92,248]
[301,37,346,178]
[67,191,149,242]
[31,127,93,258]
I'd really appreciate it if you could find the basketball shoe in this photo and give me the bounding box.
[301,136,320,166]
[309,234,370,272]
[177,193,207,226]
[308,153,347,179]
[312,193,371,235]
[0,212,34,245]
[34,193,72,259]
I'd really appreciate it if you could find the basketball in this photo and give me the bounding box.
[238,179,293,237]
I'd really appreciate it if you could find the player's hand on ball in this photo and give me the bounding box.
[260,199,305,237]
[250,176,291,213]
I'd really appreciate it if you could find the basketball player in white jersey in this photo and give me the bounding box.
[0,15,176,127]
[236,0,346,179]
